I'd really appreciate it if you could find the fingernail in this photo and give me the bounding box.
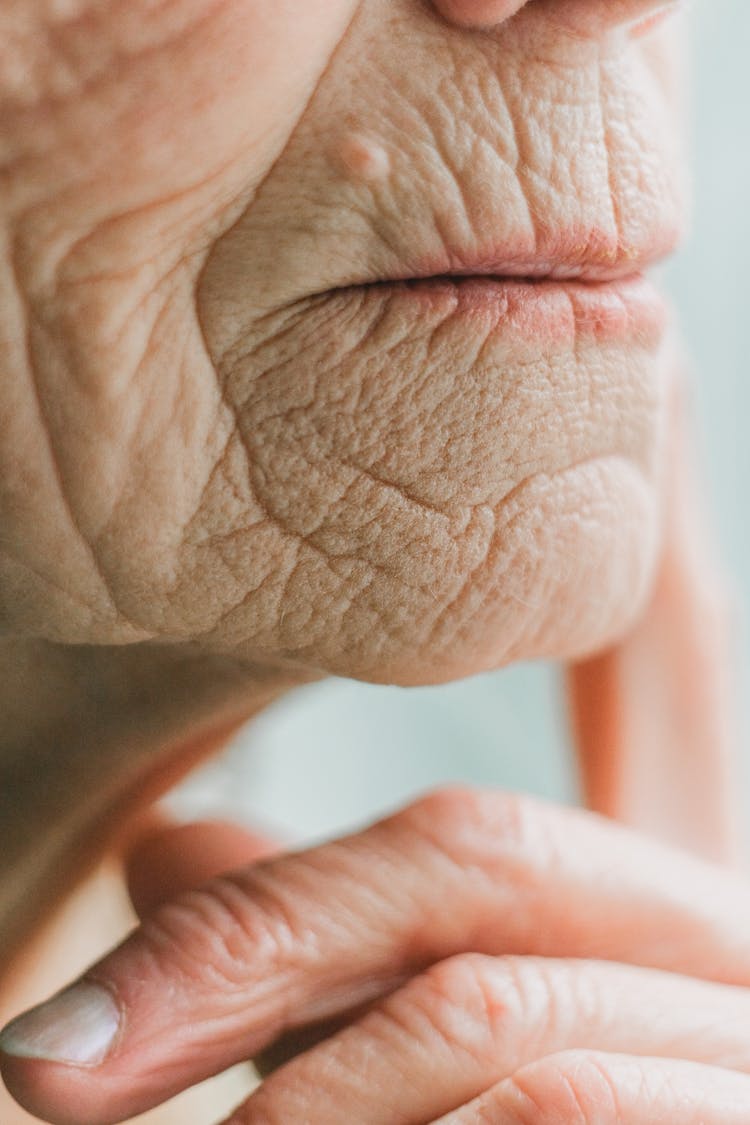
[0,982,121,1065]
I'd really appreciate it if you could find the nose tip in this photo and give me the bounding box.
[431,0,680,34]
[429,0,527,30]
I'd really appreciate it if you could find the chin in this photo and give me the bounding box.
[267,451,663,689]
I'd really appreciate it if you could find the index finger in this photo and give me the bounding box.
[2,786,750,1125]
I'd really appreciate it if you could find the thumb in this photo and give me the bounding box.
[122,809,283,919]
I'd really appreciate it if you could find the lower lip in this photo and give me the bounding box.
[364,274,666,347]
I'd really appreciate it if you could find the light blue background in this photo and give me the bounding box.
[171,1,750,845]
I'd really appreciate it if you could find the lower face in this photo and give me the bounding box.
[194,271,669,685]
[0,0,687,972]
[4,2,685,689]
[190,3,683,685]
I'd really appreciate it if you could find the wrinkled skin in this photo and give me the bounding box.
[0,0,692,952]
[0,2,743,1123]
[2,0,683,669]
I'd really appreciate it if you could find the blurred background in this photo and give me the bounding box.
[170,0,750,847]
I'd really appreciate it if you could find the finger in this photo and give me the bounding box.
[435,1050,750,1125]
[568,361,741,864]
[124,809,339,1082]
[4,787,750,1124]
[122,811,281,919]
[253,1013,365,1081]
[218,956,750,1124]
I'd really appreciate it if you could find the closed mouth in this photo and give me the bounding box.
[383,224,681,289]
[367,269,646,288]
[336,272,667,347]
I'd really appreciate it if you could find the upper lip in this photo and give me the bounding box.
[386,227,681,286]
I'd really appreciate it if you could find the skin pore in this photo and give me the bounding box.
[4,2,743,1123]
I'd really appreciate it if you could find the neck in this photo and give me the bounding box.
[0,638,313,971]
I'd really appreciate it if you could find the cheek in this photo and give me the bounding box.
[201,280,669,685]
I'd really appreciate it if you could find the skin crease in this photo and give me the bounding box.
[0,1,742,1123]
[0,0,687,952]
[2,2,684,673]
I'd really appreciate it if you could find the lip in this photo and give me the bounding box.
[354,273,667,347]
[339,217,678,347]
[392,223,681,288]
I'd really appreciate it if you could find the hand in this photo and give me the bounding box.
[0,6,741,1122]
[0,349,741,1125]
[2,787,750,1124]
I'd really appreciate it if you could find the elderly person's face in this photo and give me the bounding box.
[5,0,684,687]
[8,9,748,1125]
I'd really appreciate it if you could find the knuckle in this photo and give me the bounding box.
[395,952,547,1067]
[420,951,501,1014]
[232,1044,351,1125]
[224,1089,294,1125]
[404,784,515,831]
[224,1103,280,1125]
[507,1050,622,1125]
[389,952,505,1068]
[139,870,303,997]
[399,785,558,885]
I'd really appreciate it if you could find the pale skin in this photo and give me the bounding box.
[0,0,744,1122]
